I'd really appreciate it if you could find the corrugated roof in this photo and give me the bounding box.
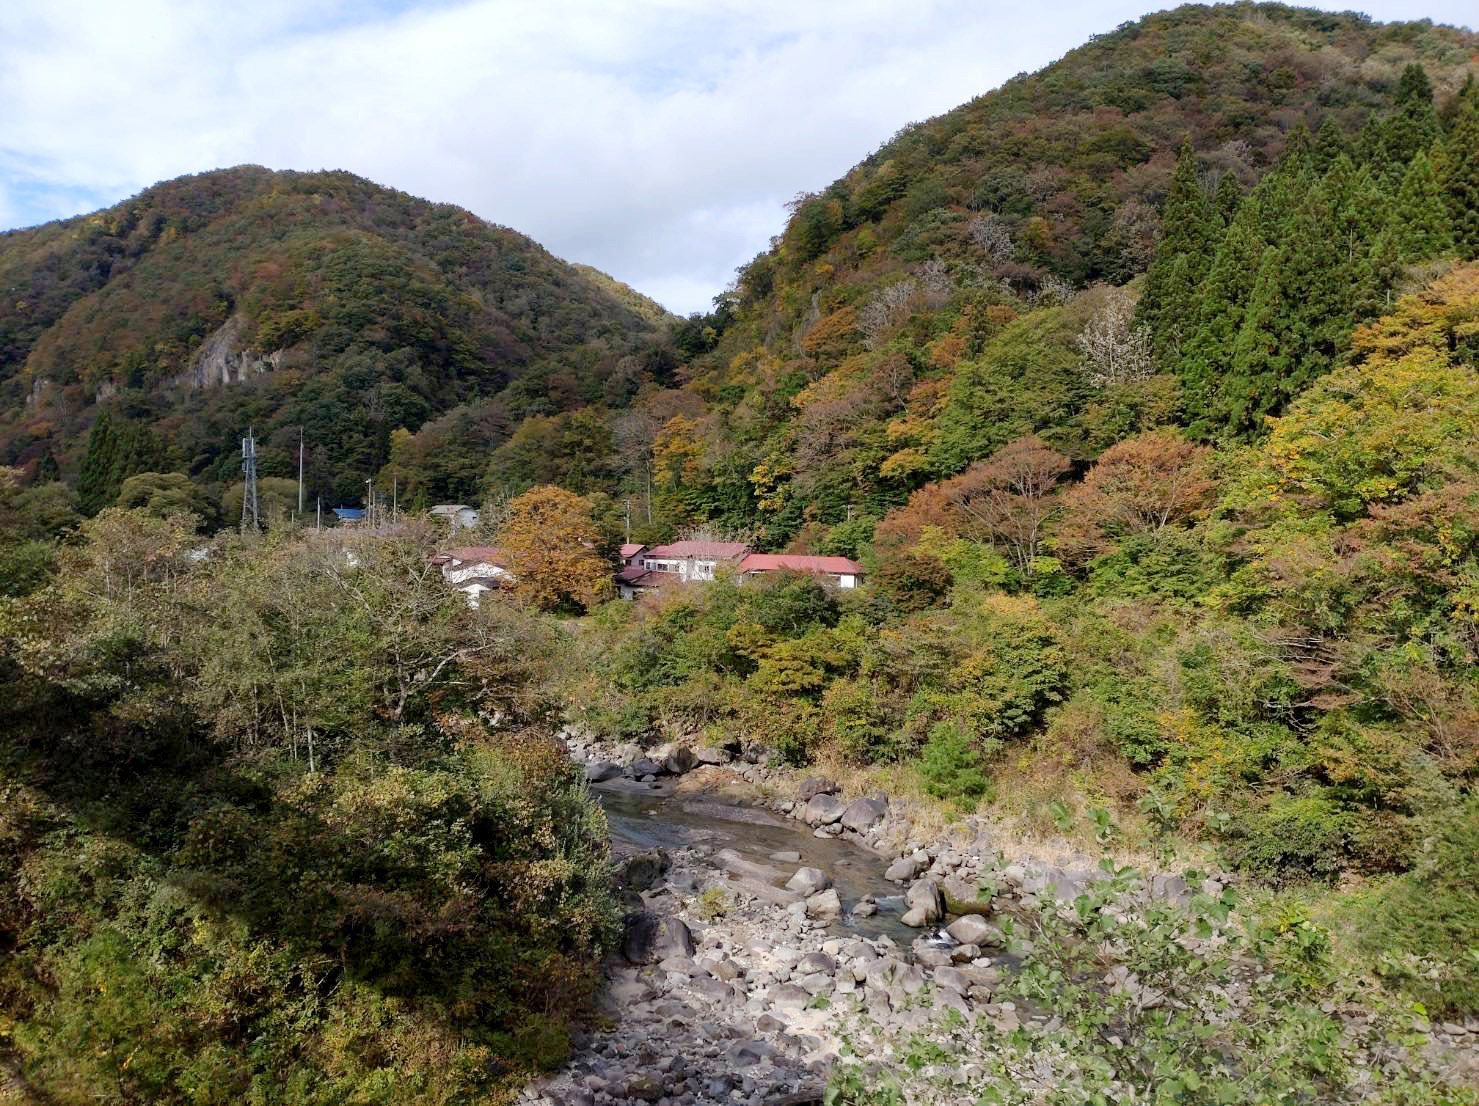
[616,564,665,587]
[442,545,508,566]
[738,553,865,575]
[645,541,750,559]
[619,543,647,558]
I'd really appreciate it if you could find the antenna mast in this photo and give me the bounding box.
[241,429,260,531]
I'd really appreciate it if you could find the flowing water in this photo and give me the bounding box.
[594,780,918,943]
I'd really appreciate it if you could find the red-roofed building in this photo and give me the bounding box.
[639,540,750,583]
[737,553,865,589]
[619,543,647,564]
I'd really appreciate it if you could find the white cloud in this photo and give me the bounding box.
[1,0,1474,313]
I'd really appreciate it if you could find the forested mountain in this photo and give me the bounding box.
[3,4,1479,1099]
[0,166,673,506]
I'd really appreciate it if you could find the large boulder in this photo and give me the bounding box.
[805,888,842,921]
[942,874,995,915]
[628,757,663,778]
[666,746,697,774]
[905,878,946,924]
[803,793,848,826]
[693,744,732,765]
[946,914,1004,947]
[840,796,888,833]
[618,848,670,892]
[583,760,621,783]
[785,867,833,896]
[622,912,695,963]
[884,854,924,882]
[797,777,839,802]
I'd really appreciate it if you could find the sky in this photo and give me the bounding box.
[1,1,1473,315]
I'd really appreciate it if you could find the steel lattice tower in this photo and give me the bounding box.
[241,430,260,530]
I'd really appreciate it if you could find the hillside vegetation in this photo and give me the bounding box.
[0,167,673,505]
[1,2,1478,1101]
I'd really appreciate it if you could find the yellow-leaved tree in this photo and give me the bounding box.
[496,485,612,612]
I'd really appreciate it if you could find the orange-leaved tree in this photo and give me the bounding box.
[1055,430,1215,564]
[496,485,612,612]
[942,435,1072,577]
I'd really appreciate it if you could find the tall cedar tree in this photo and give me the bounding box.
[1392,149,1455,261]
[1137,144,1220,361]
[1367,63,1443,169]
[1446,89,1479,256]
[77,411,173,515]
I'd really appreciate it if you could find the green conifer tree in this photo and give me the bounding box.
[1219,182,1358,438]
[1369,63,1442,171]
[1444,95,1479,256]
[1137,144,1220,361]
[1391,149,1455,261]
[77,409,120,515]
[1214,172,1242,224]
[76,409,172,515]
[1178,219,1266,436]
[35,452,61,484]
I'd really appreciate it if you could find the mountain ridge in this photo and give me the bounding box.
[0,165,674,502]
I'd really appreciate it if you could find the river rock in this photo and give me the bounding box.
[797,951,836,974]
[583,760,621,783]
[619,848,670,892]
[905,878,946,923]
[852,900,878,918]
[946,913,1003,947]
[933,966,970,993]
[914,943,953,968]
[785,867,832,896]
[885,854,925,882]
[770,850,802,863]
[622,912,695,963]
[805,888,841,921]
[797,777,839,802]
[840,796,887,833]
[628,757,663,778]
[768,983,811,1010]
[803,793,848,826]
[623,1073,664,1101]
[942,874,994,914]
[663,745,697,775]
[900,906,929,927]
[693,744,732,765]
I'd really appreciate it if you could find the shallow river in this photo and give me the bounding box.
[594,780,918,943]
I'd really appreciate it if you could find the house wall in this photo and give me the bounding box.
[443,562,512,586]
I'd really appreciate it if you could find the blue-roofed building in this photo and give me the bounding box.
[332,507,366,522]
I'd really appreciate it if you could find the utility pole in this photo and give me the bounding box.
[392,476,398,521]
[241,429,259,531]
[365,479,373,529]
[297,427,305,515]
[625,497,631,543]
[316,497,322,530]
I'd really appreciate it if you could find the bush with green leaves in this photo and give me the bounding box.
[826,859,1475,1105]
[916,722,993,808]
[1365,797,1479,1015]
[1222,795,1353,885]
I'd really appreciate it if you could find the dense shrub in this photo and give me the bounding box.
[1366,798,1479,1015]
[1222,796,1353,885]
[917,721,993,808]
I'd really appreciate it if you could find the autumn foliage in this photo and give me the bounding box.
[497,485,613,612]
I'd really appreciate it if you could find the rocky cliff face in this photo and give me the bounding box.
[175,315,283,391]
